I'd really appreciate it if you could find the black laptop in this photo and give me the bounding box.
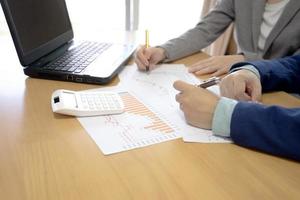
[1,0,136,84]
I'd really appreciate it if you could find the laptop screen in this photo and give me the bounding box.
[2,0,73,64]
[1,0,73,66]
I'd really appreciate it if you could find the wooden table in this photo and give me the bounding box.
[1,36,300,200]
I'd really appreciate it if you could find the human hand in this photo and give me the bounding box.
[220,69,262,101]
[134,46,166,71]
[173,80,220,129]
[188,55,245,76]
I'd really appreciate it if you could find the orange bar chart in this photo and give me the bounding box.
[120,92,175,134]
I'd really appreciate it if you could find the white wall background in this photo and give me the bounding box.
[0,0,203,44]
[66,0,203,44]
[65,0,126,31]
[139,0,203,45]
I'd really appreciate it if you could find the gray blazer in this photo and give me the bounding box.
[160,0,300,62]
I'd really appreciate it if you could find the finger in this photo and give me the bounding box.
[173,80,194,92]
[249,83,262,101]
[135,46,145,58]
[189,59,213,73]
[135,59,147,71]
[136,46,150,66]
[148,57,161,70]
[195,65,219,75]
[233,80,251,101]
[190,57,213,68]
[136,54,149,67]
[143,47,152,61]
[211,67,228,77]
[175,92,182,103]
[188,65,207,73]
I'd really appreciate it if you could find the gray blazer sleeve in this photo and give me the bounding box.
[159,0,235,62]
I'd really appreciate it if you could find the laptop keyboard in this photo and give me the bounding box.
[43,41,112,73]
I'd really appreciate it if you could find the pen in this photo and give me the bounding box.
[145,29,150,71]
[197,77,221,88]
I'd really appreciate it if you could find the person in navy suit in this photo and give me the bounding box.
[174,55,300,161]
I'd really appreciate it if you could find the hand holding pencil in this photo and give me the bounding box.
[134,30,167,72]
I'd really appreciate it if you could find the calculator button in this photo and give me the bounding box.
[77,92,124,115]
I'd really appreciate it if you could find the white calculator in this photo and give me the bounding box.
[51,89,125,117]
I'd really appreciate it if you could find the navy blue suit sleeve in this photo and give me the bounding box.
[231,55,300,93]
[228,55,300,160]
[231,102,300,161]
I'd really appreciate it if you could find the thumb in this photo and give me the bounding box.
[173,80,194,92]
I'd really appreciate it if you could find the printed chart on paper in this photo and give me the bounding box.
[78,64,231,155]
[119,64,232,144]
[78,91,180,155]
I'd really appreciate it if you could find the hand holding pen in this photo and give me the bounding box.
[174,78,220,129]
[134,30,167,72]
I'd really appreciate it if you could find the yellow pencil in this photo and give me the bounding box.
[145,30,150,71]
[145,29,149,48]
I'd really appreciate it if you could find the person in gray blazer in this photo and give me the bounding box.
[135,0,300,76]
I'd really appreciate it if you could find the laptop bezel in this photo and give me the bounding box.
[0,0,74,66]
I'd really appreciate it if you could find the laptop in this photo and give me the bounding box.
[1,0,136,84]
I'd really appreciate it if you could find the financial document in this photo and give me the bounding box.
[78,64,231,155]
[119,64,231,143]
[78,87,180,155]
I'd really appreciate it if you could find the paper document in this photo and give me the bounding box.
[119,64,231,143]
[119,64,200,108]
[78,87,180,155]
[78,64,231,155]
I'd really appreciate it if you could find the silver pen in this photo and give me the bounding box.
[197,77,221,88]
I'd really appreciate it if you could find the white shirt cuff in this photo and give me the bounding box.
[230,65,261,80]
[212,97,238,137]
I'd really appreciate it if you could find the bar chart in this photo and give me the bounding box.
[121,92,175,134]
[78,92,180,155]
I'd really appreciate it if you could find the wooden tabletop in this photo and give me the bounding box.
[0,37,300,200]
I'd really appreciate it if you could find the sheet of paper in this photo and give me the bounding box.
[78,64,230,155]
[119,64,200,108]
[77,87,180,155]
[118,64,231,143]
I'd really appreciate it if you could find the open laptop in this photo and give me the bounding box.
[1,0,136,84]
